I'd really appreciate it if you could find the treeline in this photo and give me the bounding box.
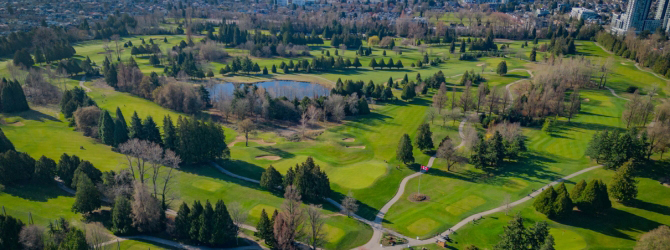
[260,157,331,201]
[71,102,229,164]
[0,214,91,250]
[596,31,670,78]
[103,58,209,114]
[92,14,137,39]
[219,82,370,124]
[585,129,647,170]
[173,200,239,246]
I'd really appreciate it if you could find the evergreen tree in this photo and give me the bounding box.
[174,202,191,239]
[387,77,394,88]
[99,110,115,145]
[460,40,466,53]
[416,123,434,151]
[198,201,214,244]
[0,214,24,249]
[353,57,362,68]
[0,128,15,153]
[211,200,237,246]
[534,186,557,217]
[57,153,81,187]
[608,162,638,203]
[112,196,134,235]
[33,156,57,182]
[142,116,162,145]
[12,49,34,67]
[59,228,88,250]
[1,80,30,113]
[163,115,178,151]
[494,214,527,250]
[577,179,611,215]
[129,111,144,140]
[260,165,283,191]
[71,175,101,215]
[368,58,377,69]
[255,209,276,248]
[401,83,416,101]
[397,134,414,164]
[358,97,370,115]
[530,47,537,62]
[553,183,573,218]
[383,86,393,100]
[263,66,268,74]
[189,201,203,241]
[496,60,508,76]
[527,221,550,249]
[570,179,587,201]
[540,235,556,250]
[114,108,129,146]
[271,64,277,73]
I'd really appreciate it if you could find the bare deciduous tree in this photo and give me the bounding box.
[340,191,358,217]
[436,137,467,171]
[19,225,44,250]
[432,83,448,114]
[228,202,248,246]
[86,222,111,250]
[307,205,326,250]
[274,186,305,250]
[131,182,163,233]
[238,118,255,147]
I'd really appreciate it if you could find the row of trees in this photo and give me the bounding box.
[0,214,90,250]
[534,178,613,219]
[174,200,239,246]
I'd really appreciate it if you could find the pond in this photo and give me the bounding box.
[208,80,331,99]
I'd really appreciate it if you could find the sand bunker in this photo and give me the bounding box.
[347,146,366,149]
[583,98,590,102]
[8,122,24,127]
[228,136,277,147]
[342,138,355,142]
[255,155,281,161]
[476,63,485,67]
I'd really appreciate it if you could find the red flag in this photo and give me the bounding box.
[421,165,430,171]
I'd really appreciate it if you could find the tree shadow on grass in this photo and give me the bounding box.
[4,182,70,202]
[558,209,664,241]
[496,152,563,184]
[5,109,60,123]
[629,199,670,216]
[256,146,296,159]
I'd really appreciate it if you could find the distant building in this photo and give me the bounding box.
[277,0,314,6]
[570,7,599,20]
[611,0,670,34]
[536,8,550,17]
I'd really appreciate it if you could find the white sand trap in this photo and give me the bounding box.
[342,138,355,142]
[255,155,281,160]
[347,146,366,149]
[621,62,627,65]
[583,98,590,102]
[476,63,485,66]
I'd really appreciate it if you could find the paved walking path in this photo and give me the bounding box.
[79,76,91,92]
[606,86,630,101]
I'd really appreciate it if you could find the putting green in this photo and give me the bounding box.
[407,217,440,236]
[550,228,587,250]
[248,204,278,219]
[323,224,346,243]
[444,195,487,216]
[502,179,529,192]
[328,160,388,189]
[191,180,224,192]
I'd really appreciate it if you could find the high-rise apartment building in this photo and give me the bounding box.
[611,0,670,34]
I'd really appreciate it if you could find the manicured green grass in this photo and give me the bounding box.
[449,168,670,249]
[382,88,627,239]
[115,239,174,250]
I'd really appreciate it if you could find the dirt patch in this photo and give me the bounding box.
[342,138,355,142]
[583,98,590,102]
[346,146,366,149]
[255,155,281,161]
[409,193,430,202]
